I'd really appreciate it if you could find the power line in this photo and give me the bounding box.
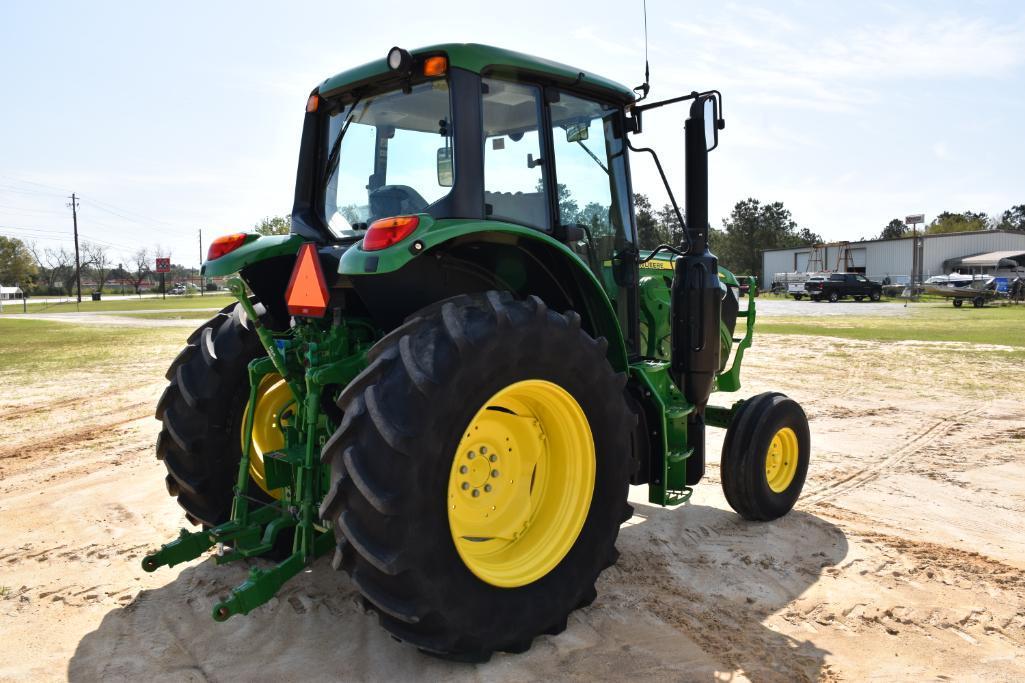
[0,174,72,194]
[83,196,179,229]
[0,184,66,199]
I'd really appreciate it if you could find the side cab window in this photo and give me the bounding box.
[548,90,634,292]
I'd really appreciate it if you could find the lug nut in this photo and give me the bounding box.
[491,469,500,478]
[461,482,469,490]
[467,451,476,459]
[480,446,488,455]
[472,489,480,498]
[484,484,492,492]
[489,454,497,462]
[460,465,468,474]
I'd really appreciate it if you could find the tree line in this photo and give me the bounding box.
[636,194,822,277]
[879,204,1025,239]
[0,237,201,296]
[7,202,1018,296]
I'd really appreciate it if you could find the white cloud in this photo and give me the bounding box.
[669,7,1025,113]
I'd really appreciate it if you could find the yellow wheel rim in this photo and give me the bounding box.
[447,379,595,588]
[764,427,799,493]
[242,374,296,499]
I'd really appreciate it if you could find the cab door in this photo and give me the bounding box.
[544,89,637,343]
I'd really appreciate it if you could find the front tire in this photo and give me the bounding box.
[828,291,840,303]
[953,298,964,308]
[320,293,634,660]
[721,392,810,521]
[870,290,882,302]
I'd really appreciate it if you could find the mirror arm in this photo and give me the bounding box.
[624,135,690,253]
[632,89,725,134]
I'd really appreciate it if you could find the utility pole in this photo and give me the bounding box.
[198,228,204,296]
[904,213,925,303]
[67,193,82,304]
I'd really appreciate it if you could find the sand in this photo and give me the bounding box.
[1,329,1023,682]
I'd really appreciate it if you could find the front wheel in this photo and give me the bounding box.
[320,293,634,660]
[720,392,810,521]
[953,298,964,308]
[870,290,882,302]
[828,291,840,303]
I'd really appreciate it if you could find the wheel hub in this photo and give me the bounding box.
[447,380,594,587]
[764,426,798,493]
[244,373,295,499]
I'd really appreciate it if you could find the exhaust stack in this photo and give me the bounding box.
[670,95,722,486]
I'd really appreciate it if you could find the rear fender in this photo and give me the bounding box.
[338,217,628,371]
[202,233,305,327]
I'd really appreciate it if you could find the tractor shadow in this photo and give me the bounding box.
[69,502,846,682]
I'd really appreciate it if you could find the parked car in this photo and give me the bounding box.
[169,284,187,295]
[805,272,883,302]
[791,276,823,300]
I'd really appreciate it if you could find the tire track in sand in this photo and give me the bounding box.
[804,406,985,504]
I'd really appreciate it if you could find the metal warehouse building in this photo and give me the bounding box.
[761,230,1025,288]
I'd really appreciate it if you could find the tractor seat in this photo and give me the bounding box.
[485,191,547,231]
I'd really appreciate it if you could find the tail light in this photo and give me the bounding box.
[207,233,249,261]
[363,215,420,251]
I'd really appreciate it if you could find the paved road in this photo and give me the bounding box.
[750,297,922,317]
[0,309,217,327]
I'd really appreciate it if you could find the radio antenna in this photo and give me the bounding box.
[634,0,651,102]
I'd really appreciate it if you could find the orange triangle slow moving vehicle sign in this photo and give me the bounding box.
[285,243,330,318]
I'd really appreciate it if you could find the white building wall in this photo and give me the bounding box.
[921,231,1025,278]
[762,250,796,285]
[761,231,1025,288]
[865,239,913,281]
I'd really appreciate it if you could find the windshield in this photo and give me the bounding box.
[322,80,453,236]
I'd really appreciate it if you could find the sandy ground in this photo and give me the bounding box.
[1,322,1024,682]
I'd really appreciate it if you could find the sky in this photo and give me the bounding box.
[1,0,1023,269]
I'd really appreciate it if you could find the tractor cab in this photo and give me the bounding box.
[292,45,639,316]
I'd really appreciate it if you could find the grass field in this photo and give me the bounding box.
[0,294,234,314]
[755,303,1025,348]
[0,319,186,377]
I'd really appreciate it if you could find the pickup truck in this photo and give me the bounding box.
[805,272,883,302]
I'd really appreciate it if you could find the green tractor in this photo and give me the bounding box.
[145,44,810,661]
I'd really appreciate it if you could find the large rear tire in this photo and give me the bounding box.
[320,292,634,660]
[155,303,280,528]
[721,392,810,521]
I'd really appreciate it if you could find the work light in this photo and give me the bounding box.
[387,46,412,72]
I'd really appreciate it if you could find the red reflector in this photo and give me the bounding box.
[285,243,330,318]
[363,215,420,251]
[207,233,249,261]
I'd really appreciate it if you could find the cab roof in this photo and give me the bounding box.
[318,43,636,103]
